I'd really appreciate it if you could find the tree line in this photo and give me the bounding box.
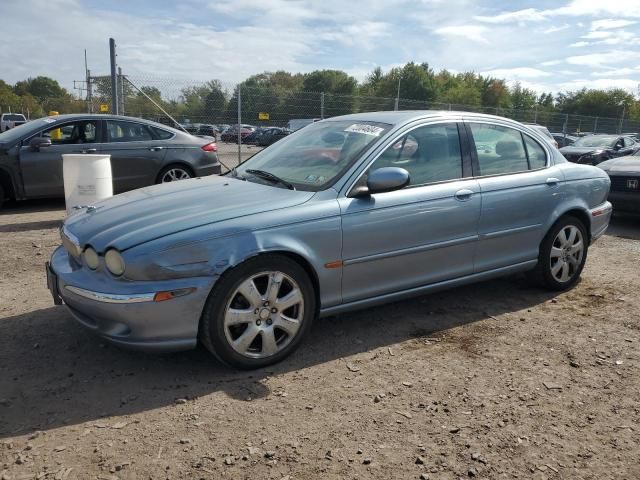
[1,63,638,126]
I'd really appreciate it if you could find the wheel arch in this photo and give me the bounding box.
[554,207,591,243]
[226,249,322,318]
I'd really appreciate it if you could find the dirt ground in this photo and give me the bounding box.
[1,201,639,480]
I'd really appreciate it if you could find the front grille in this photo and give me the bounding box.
[610,176,640,193]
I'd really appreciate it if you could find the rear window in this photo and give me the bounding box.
[151,126,174,140]
[3,114,26,121]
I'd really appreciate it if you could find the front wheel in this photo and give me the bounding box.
[531,215,588,290]
[199,255,316,369]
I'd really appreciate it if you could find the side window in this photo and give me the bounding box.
[107,121,154,142]
[523,134,547,169]
[624,137,635,147]
[150,126,174,140]
[469,124,528,175]
[369,123,463,186]
[41,121,97,145]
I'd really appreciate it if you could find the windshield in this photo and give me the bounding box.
[234,119,391,191]
[574,136,617,148]
[0,117,53,143]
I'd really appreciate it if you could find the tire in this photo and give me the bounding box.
[199,254,316,369]
[157,164,194,184]
[529,215,588,291]
[0,183,4,210]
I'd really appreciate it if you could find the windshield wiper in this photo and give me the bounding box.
[245,169,295,190]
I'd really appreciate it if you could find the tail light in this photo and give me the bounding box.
[201,142,217,152]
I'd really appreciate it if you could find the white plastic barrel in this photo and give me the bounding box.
[62,154,113,215]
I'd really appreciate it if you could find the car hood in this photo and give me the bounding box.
[64,175,315,252]
[597,156,640,174]
[559,146,609,156]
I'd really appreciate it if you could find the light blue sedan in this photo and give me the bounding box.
[47,111,612,368]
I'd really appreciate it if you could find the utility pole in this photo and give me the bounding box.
[85,49,92,113]
[109,38,118,115]
[320,92,325,119]
[394,77,401,111]
[618,104,625,134]
[237,85,242,165]
[118,66,124,115]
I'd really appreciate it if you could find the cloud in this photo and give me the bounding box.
[474,8,546,24]
[566,50,640,68]
[560,78,640,91]
[480,67,551,79]
[434,25,489,43]
[591,19,638,30]
[544,24,570,34]
[570,41,590,47]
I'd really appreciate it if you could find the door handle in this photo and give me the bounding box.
[80,148,97,154]
[149,146,164,151]
[546,177,560,186]
[454,189,474,201]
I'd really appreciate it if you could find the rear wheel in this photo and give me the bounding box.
[199,255,315,369]
[530,215,588,290]
[0,183,4,210]
[157,165,193,184]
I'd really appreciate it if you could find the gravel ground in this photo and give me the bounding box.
[1,202,639,480]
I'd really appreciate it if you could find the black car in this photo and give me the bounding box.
[256,127,292,146]
[598,153,640,213]
[552,133,578,148]
[197,124,217,137]
[0,114,221,209]
[559,134,639,165]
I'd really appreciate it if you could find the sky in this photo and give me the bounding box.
[2,0,640,96]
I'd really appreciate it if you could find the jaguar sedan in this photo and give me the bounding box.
[47,111,612,369]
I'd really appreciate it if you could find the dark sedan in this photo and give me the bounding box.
[598,153,640,213]
[552,133,578,148]
[559,134,639,165]
[257,127,292,146]
[0,114,220,209]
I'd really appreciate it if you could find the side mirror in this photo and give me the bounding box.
[351,167,410,197]
[29,137,52,151]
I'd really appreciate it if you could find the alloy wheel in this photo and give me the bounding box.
[549,225,584,283]
[223,271,304,359]
[161,168,191,183]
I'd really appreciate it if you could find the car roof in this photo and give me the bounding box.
[322,110,532,127]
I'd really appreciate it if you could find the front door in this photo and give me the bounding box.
[339,122,481,304]
[19,119,100,198]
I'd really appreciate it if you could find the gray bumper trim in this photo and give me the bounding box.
[65,285,155,304]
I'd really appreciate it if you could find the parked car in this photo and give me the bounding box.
[220,124,256,142]
[287,118,320,131]
[559,134,639,165]
[552,133,578,148]
[597,152,640,213]
[242,127,268,145]
[522,123,558,148]
[1,113,27,132]
[0,114,220,209]
[257,127,291,146]
[197,124,217,137]
[47,111,612,368]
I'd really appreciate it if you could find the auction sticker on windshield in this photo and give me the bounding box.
[345,124,385,136]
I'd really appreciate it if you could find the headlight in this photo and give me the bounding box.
[105,249,125,276]
[83,247,99,270]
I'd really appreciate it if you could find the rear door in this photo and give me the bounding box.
[19,119,100,198]
[466,121,563,272]
[100,119,168,193]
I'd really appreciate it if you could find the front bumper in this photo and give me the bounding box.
[608,191,640,214]
[589,201,613,242]
[48,246,216,352]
